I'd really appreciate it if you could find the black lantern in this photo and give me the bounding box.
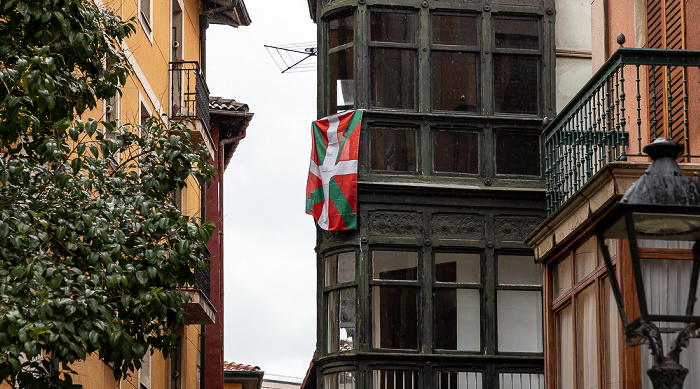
[597,138,700,389]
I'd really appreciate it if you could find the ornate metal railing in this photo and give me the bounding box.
[169,61,210,129]
[544,47,700,214]
[194,262,211,301]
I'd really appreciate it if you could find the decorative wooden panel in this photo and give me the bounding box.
[430,214,485,239]
[368,211,423,236]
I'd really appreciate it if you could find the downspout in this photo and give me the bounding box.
[200,325,206,389]
[200,14,209,79]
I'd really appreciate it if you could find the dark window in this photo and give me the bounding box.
[371,251,419,350]
[494,18,539,50]
[370,48,416,109]
[431,52,478,112]
[493,55,539,114]
[373,251,418,280]
[330,14,354,47]
[369,11,417,110]
[495,132,540,176]
[433,130,479,174]
[370,127,417,172]
[492,17,540,115]
[432,15,478,46]
[371,12,416,43]
[372,286,419,349]
[431,14,479,112]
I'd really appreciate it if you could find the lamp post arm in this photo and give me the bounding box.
[627,321,666,366]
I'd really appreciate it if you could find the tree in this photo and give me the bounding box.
[0,0,215,387]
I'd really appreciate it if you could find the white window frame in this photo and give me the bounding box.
[138,0,153,43]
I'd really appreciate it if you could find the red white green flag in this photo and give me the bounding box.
[306,110,363,230]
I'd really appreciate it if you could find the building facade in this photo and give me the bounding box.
[51,0,252,388]
[304,0,597,388]
[527,0,700,388]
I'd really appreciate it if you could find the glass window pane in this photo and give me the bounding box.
[494,55,538,114]
[641,256,695,317]
[330,48,354,113]
[338,252,355,283]
[553,256,572,299]
[431,52,478,112]
[326,254,337,287]
[434,288,480,351]
[495,132,540,176]
[432,15,478,46]
[373,251,418,280]
[370,127,417,172]
[339,288,356,351]
[372,370,418,389]
[370,48,416,109]
[328,290,339,353]
[575,237,596,282]
[499,373,544,389]
[326,372,357,389]
[435,252,480,283]
[498,254,541,286]
[497,290,543,352]
[329,13,354,48]
[494,18,539,50]
[603,278,621,389]
[436,371,482,389]
[556,305,574,388]
[371,12,416,43]
[576,285,598,388]
[433,131,479,174]
[371,286,419,349]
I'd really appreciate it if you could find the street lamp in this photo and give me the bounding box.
[596,138,700,389]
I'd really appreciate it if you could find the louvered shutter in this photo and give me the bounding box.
[647,0,687,148]
[139,350,151,389]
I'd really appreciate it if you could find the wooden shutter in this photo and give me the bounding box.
[647,0,686,147]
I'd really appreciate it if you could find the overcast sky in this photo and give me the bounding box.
[206,1,319,381]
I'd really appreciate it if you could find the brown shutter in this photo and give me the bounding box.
[646,0,686,147]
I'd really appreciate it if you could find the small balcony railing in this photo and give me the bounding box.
[543,46,700,214]
[169,61,210,129]
[194,263,211,302]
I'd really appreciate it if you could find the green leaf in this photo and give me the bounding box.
[70,157,82,173]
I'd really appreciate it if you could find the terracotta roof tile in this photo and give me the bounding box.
[223,361,261,372]
[209,96,249,112]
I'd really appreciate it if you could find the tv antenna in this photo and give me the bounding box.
[264,42,317,73]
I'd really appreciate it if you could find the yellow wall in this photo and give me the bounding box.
[60,0,207,388]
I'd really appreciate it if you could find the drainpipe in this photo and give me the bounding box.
[199,14,209,79]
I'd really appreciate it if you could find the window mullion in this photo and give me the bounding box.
[418,7,430,113]
[481,12,494,116]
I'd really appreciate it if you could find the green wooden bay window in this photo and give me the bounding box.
[324,7,549,117]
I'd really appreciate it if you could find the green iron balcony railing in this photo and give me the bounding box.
[543,46,700,214]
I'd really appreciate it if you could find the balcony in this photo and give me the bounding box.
[169,61,214,157]
[544,47,700,214]
[181,260,216,325]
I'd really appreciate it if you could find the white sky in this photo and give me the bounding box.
[206,1,319,381]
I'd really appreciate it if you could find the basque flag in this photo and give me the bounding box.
[305,110,363,230]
